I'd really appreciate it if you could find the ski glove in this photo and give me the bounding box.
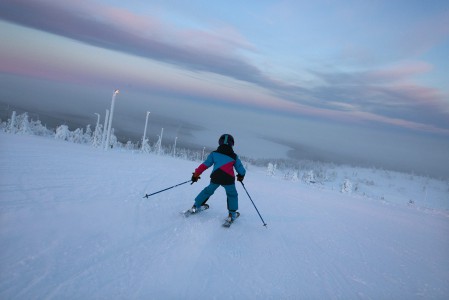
[237,174,245,182]
[191,172,200,183]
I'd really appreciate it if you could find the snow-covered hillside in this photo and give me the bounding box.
[1,133,448,299]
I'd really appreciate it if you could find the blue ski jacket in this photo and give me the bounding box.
[195,145,246,185]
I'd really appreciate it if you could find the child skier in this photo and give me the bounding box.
[190,134,246,222]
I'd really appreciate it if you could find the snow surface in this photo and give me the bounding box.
[1,133,448,299]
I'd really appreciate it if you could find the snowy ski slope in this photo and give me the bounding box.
[1,133,448,299]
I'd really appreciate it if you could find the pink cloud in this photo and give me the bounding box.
[366,61,433,83]
[0,0,264,87]
[1,0,448,136]
[400,10,449,56]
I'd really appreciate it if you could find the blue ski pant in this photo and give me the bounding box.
[194,182,238,212]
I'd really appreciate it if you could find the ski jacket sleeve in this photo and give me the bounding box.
[234,155,246,176]
[195,152,214,175]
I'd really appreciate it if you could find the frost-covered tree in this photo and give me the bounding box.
[83,125,93,144]
[141,138,151,153]
[55,125,71,141]
[341,179,353,193]
[92,124,103,148]
[303,170,316,184]
[267,162,277,176]
[154,128,164,155]
[108,128,119,148]
[7,111,17,134]
[70,128,84,144]
[291,171,299,182]
[154,135,162,155]
[283,170,299,182]
[17,112,33,135]
[30,119,53,137]
[3,112,53,136]
[125,141,135,150]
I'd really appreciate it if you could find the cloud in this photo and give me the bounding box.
[361,62,433,83]
[1,0,448,136]
[309,62,449,130]
[399,10,449,57]
[0,0,281,89]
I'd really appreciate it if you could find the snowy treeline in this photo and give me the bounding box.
[1,111,210,162]
[0,111,54,137]
[2,111,448,210]
[261,158,337,185]
[55,124,95,144]
[258,157,449,210]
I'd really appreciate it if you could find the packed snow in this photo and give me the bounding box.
[1,132,448,299]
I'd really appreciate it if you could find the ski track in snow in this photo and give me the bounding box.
[1,133,448,299]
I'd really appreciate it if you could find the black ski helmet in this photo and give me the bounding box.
[219,134,234,146]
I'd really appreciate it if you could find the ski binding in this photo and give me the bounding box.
[181,204,209,217]
[223,212,240,228]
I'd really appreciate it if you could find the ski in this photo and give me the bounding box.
[222,212,240,228]
[181,204,209,217]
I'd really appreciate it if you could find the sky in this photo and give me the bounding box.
[0,0,449,177]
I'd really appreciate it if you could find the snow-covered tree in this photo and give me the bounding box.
[267,162,277,176]
[341,179,353,193]
[109,128,119,148]
[55,125,71,141]
[154,135,162,155]
[92,124,103,148]
[3,112,53,136]
[30,119,53,137]
[303,170,316,184]
[283,170,299,182]
[17,112,33,135]
[7,111,17,134]
[83,125,93,144]
[154,128,164,155]
[141,138,151,153]
[70,128,84,144]
[125,141,135,150]
[291,171,299,182]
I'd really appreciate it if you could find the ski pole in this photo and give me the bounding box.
[240,182,267,227]
[143,180,191,198]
